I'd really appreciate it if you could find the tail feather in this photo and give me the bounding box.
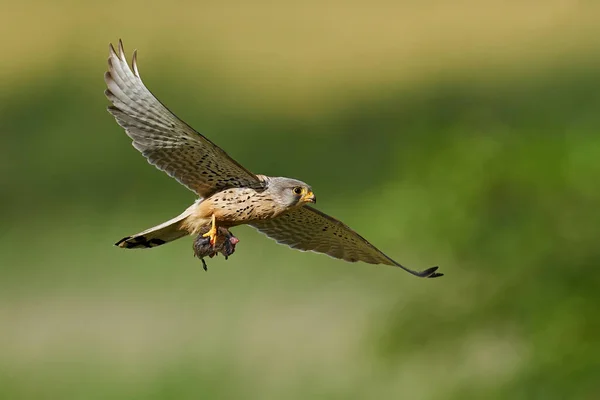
[116,207,194,249]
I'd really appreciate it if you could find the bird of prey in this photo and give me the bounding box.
[105,40,442,279]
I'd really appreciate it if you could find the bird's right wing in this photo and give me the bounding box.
[251,206,442,278]
[104,40,262,197]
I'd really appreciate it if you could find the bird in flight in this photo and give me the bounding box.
[105,40,442,278]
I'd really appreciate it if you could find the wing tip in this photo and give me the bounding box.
[393,262,443,278]
[118,39,126,61]
[132,49,140,77]
[108,39,141,80]
[108,42,118,59]
[419,266,443,278]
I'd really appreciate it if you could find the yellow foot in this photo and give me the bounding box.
[202,215,218,246]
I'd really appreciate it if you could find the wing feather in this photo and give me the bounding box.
[104,40,261,197]
[251,206,442,278]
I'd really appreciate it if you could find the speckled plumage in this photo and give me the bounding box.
[182,186,280,234]
[106,40,442,279]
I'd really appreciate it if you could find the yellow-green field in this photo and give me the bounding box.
[1,1,599,399]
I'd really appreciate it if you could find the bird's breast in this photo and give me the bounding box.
[195,188,284,226]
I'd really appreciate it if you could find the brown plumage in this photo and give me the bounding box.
[106,40,442,279]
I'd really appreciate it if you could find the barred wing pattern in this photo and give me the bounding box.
[104,40,261,197]
[251,206,442,278]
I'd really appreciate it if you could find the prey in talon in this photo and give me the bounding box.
[107,40,442,279]
[193,226,240,271]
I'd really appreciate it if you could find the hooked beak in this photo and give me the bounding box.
[303,191,316,204]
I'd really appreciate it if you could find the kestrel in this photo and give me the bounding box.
[105,40,442,279]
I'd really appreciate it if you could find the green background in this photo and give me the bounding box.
[2,1,599,398]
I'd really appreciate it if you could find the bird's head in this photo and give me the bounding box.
[265,177,316,208]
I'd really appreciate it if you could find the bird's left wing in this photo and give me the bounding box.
[105,40,262,197]
[250,206,442,278]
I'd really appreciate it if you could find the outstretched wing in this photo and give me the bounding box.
[251,206,442,278]
[104,40,262,197]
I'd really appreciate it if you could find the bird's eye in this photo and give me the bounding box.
[292,187,303,195]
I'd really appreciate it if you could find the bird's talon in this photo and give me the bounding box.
[202,214,218,247]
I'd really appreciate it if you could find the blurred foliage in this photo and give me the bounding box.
[2,1,600,399]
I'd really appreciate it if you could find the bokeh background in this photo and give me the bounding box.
[2,1,600,398]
